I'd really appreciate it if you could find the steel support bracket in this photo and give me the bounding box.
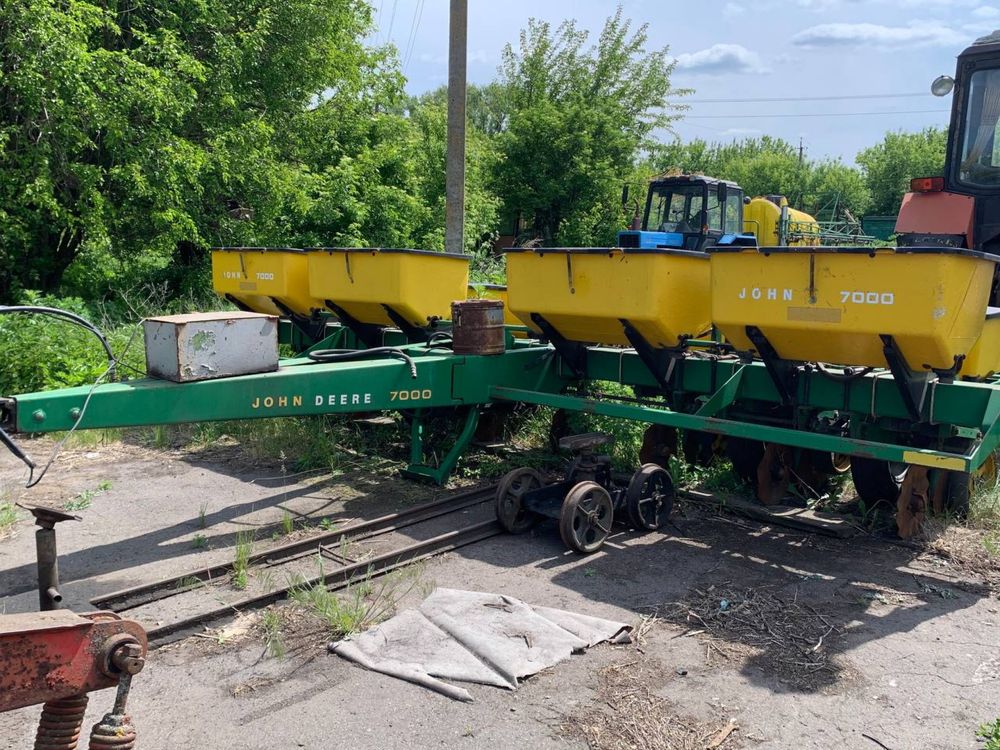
[530,313,587,379]
[619,318,683,392]
[324,300,386,349]
[382,304,431,344]
[402,407,480,485]
[745,325,796,405]
[695,365,746,418]
[880,334,932,422]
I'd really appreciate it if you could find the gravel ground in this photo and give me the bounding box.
[1,439,998,749]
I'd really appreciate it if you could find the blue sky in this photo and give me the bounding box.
[374,0,999,163]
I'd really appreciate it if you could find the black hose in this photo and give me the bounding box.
[0,305,116,377]
[426,331,453,347]
[307,347,418,379]
[814,361,874,382]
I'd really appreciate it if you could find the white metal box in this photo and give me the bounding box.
[143,312,279,383]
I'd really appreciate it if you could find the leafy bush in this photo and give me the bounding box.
[0,292,138,395]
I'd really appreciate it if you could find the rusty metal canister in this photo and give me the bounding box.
[451,299,506,355]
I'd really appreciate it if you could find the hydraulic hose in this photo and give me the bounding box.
[814,362,874,382]
[307,347,418,379]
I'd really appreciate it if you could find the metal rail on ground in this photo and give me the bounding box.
[92,483,497,612]
[143,520,502,647]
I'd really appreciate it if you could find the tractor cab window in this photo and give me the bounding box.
[960,67,1000,186]
[646,184,716,233]
[724,190,743,233]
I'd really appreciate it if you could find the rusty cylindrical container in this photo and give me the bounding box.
[451,299,506,355]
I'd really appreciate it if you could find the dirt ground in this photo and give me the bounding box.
[1,438,999,750]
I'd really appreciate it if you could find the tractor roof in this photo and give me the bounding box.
[962,30,1000,58]
[648,174,741,190]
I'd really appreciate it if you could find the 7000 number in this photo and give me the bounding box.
[390,389,433,402]
[840,290,894,305]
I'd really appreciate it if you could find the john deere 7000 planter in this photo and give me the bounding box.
[3,31,1000,548]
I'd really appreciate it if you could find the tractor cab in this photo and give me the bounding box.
[897,30,1000,253]
[618,175,753,252]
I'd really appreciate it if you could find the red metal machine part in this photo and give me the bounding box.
[0,609,147,749]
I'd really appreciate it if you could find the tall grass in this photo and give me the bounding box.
[289,559,423,638]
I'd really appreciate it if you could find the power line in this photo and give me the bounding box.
[685,92,930,104]
[684,108,949,120]
[403,0,425,73]
[386,0,399,44]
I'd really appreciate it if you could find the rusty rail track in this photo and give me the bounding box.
[89,484,500,646]
[145,520,502,646]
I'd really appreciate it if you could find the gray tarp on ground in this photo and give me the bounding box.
[329,588,632,702]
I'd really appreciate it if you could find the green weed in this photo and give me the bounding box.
[318,517,336,531]
[280,511,295,536]
[257,570,277,594]
[63,481,112,512]
[64,489,95,511]
[969,482,1000,531]
[192,533,208,549]
[231,531,255,590]
[260,608,286,659]
[198,503,208,529]
[0,503,19,535]
[290,559,423,639]
[978,718,1000,750]
[175,576,204,591]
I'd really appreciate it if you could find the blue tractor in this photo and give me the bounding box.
[618,174,756,252]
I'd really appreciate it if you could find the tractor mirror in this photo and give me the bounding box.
[718,182,728,204]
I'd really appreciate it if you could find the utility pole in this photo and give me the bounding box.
[445,0,468,254]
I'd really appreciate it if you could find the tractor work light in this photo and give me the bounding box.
[910,176,945,193]
[931,75,955,97]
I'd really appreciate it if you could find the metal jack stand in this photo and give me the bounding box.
[18,503,81,611]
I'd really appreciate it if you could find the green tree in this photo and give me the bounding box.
[856,128,948,215]
[0,0,389,300]
[647,136,871,220]
[492,8,686,246]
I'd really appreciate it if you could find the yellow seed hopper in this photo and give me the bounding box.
[711,246,998,371]
[505,247,712,348]
[964,308,1000,379]
[467,283,521,327]
[307,248,470,330]
[211,247,324,318]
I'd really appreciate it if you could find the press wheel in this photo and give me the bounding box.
[804,451,851,475]
[851,457,907,506]
[559,481,614,554]
[496,467,544,533]
[726,438,766,487]
[626,464,675,531]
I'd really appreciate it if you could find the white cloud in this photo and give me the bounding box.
[721,127,763,137]
[723,3,746,19]
[673,44,770,75]
[973,5,1000,18]
[792,21,966,48]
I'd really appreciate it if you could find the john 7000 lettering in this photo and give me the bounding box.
[390,389,433,402]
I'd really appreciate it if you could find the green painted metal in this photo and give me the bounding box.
[694,365,745,417]
[489,386,976,471]
[401,407,481,484]
[6,324,1000,480]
